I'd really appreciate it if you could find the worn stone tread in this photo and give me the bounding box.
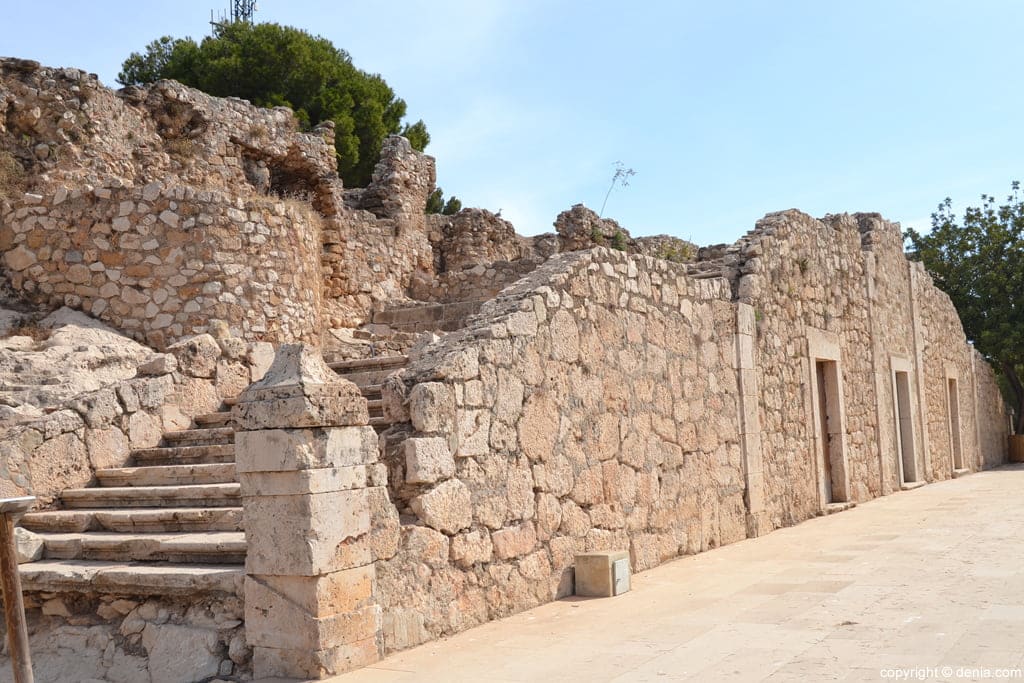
[327,355,407,372]
[96,463,236,487]
[61,483,240,508]
[132,443,235,465]
[192,411,233,427]
[162,426,235,445]
[21,507,244,533]
[19,560,244,596]
[41,531,246,564]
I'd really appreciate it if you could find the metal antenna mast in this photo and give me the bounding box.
[211,0,257,27]
[231,0,257,22]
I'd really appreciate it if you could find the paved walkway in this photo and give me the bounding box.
[332,465,1024,682]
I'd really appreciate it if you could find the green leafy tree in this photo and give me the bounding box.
[425,187,462,216]
[905,183,1024,433]
[118,22,428,187]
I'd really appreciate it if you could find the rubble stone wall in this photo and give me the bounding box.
[0,590,248,682]
[2,183,322,348]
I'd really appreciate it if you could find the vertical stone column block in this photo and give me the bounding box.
[233,344,383,679]
[735,303,770,537]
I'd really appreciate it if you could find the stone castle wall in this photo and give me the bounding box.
[373,249,745,650]
[1,60,443,338]
[367,211,1008,655]
[2,183,323,349]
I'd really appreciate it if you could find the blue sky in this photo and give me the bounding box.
[2,1,1023,245]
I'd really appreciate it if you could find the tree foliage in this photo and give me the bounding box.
[425,187,462,216]
[905,183,1024,433]
[118,22,429,187]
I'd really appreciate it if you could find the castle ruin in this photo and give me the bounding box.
[0,58,1009,681]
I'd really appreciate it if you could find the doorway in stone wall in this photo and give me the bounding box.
[894,370,918,483]
[948,377,964,471]
[815,359,847,504]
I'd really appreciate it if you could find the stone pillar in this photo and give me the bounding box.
[233,344,382,679]
[735,303,770,537]
[908,262,933,481]
[968,344,983,471]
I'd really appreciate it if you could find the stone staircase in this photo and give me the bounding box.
[17,353,409,595]
[369,300,485,334]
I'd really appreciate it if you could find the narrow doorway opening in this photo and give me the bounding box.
[948,378,964,470]
[894,371,917,483]
[815,360,846,504]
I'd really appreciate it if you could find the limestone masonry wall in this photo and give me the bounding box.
[366,211,1008,656]
[372,248,748,651]
[2,183,322,348]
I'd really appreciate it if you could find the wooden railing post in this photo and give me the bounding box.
[0,497,36,683]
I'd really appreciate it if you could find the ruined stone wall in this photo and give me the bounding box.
[1,60,443,338]
[322,137,437,326]
[2,183,322,348]
[374,248,744,651]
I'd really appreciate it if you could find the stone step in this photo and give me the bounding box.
[61,483,240,509]
[96,463,236,487]
[21,507,244,534]
[361,383,383,398]
[342,368,406,388]
[193,411,233,427]
[328,355,407,372]
[20,560,244,597]
[132,444,235,466]
[163,426,234,446]
[41,531,246,564]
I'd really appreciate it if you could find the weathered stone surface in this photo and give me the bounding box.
[15,526,43,563]
[142,622,221,683]
[245,488,372,576]
[408,382,455,434]
[410,479,472,534]
[491,523,538,560]
[137,353,177,376]
[236,426,377,473]
[234,344,368,430]
[167,334,221,378]
[450,529,493,568]
[404,437,455,484]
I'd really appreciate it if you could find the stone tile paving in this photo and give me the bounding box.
[318,465,1024,682]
